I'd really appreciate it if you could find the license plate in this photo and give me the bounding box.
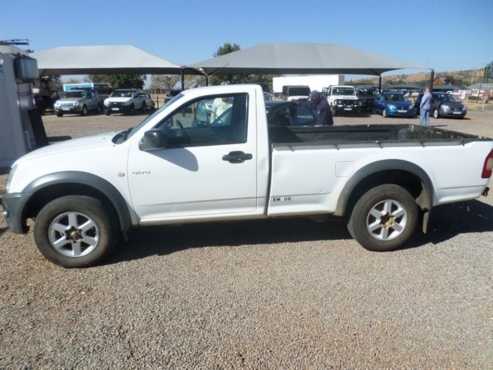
[61,107,72,111]
[397,109,407,113]
[344,107,352,111]
[112,107,120,111]
[453,111,462,114]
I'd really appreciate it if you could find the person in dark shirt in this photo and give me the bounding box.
[310,91,334,126]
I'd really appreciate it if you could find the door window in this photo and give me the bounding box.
[156,94,248,147]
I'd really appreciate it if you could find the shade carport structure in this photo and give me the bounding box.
[33,45,183,75]
[194,42,424,90]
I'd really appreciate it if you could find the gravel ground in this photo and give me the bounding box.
[1,111,492,369]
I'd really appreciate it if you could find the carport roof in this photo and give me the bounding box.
[194,43,418,76]
[33,45,182,75]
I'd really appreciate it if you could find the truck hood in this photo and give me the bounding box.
[105,97,133,103]
[15,132,117,165]
[387,101,412,109]
[56,98,82,104]
[332,95,358,100]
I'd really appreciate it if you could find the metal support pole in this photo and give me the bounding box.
[378,75,382,93]
[430,69,435,90]
[205,74,209,86]
[181,69,185,91]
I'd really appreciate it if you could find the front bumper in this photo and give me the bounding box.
[106,103,134,113]
[55,105,81,113]
[333,105,363,114]
[387,109,416,118]
[0,192,28,234]
[440,109,467,118]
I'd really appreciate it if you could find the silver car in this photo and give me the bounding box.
[53,90,101,117]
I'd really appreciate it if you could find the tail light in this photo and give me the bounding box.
[482,149,493,178]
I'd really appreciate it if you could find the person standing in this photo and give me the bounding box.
[310,91,334,126]
[420,87,432,127]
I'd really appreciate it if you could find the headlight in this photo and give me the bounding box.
[73,101,80,107]
[5,164,17,193]
[388,104,396,110]
[441,104,450,111]
[104,100,110,107]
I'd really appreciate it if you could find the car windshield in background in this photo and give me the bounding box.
[112,90,135,97]
[122,93,184,142]
[440,94,460,103]
[384,94,405,102]
[64,91,85,98]
[333,88,355,95]
[288,88,310,96]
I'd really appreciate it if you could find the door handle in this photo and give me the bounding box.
[222,151,253,163]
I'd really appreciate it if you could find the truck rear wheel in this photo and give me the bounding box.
[348,184,418,251]
[33,196,116,268]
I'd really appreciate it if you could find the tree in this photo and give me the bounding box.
[89,73,145,89]
[210,43,241,86]
[209,42,274,91]
[485,61,493,82]
[150,75,179,91]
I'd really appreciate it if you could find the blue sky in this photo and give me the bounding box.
[1,0,492,72]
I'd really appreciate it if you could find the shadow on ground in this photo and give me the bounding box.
[107,200,493,265]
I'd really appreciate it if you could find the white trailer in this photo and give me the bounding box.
[273,74,344,94]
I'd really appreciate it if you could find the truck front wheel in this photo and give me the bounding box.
[348,184,418,251]
[33,196,117,268]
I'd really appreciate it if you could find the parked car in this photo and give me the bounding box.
[2,84,492,267]
[430,93,467,119]
[356,87,378,113]
[63,82,112,111]
[374,92,417,118]
[104,89,154,115]
[282,85,311,101]
[53,90,102,117]
[323,85,362,115]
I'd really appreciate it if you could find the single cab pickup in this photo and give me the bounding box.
[1,85,492,267]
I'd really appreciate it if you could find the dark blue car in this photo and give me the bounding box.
[374,92,417,118]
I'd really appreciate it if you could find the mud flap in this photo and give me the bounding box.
[422,209,431,234]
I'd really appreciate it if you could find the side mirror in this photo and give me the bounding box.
[140,129,168,150]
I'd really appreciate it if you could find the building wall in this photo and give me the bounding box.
[272,75,344,94]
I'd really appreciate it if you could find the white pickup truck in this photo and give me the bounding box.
[1,85,492,267]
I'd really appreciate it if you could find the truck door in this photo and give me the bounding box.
[128,92,259,223]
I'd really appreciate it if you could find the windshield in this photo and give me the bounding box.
[64,91,85,98]
[115,93,184,143]
[332,87,355,96]
[384,94,405,102]
[440,94,460,103]
[288,87,310,96]
[112,90,135,97]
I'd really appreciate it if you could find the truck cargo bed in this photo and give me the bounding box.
[269,124,488,147]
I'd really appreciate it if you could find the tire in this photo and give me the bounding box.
[33,196,117,268]
[347,184,418,252]
[105,109,111,116]
[81,105,88,116]
[56,111,63,117]
[433,109,439,119]
[382,109,387,118]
